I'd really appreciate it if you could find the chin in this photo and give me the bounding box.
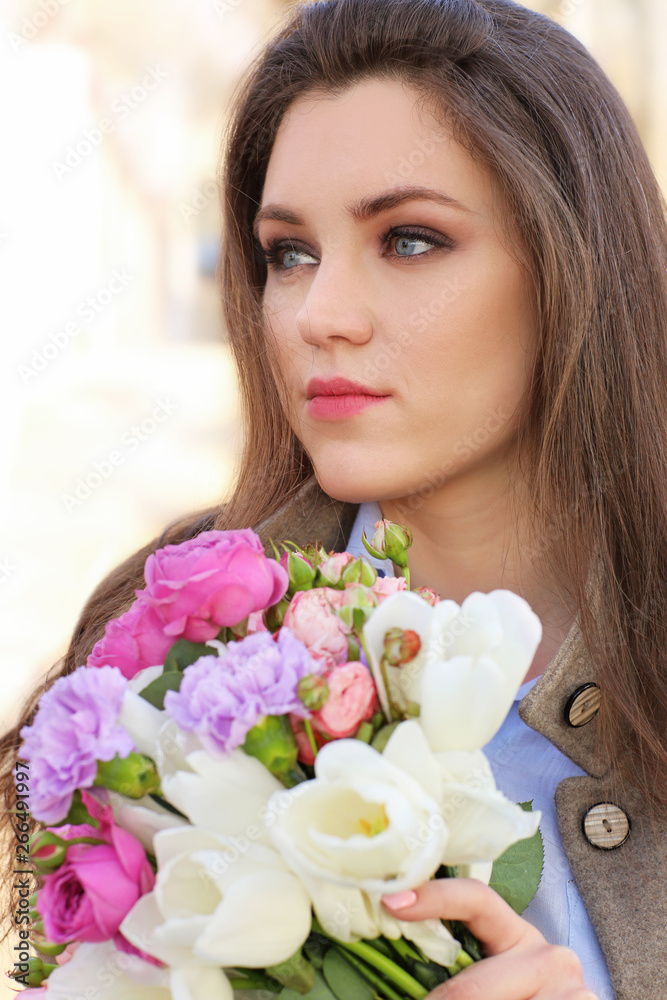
[311,464,383,506]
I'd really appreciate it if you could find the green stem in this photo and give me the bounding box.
[312,920,427,1000]
[229,975,281,992]
[303,719,319,759]
[333,945,408,1000]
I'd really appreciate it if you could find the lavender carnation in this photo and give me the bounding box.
[19,666,134,824]
[164,627,322,756]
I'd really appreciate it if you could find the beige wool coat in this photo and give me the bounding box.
[253,474,667,1000]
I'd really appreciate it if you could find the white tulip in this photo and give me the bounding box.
[266,737,461,966]
[382,720,541,865]
[42,939,232,1000]
[363,589,542,750]
[120,825,313,982]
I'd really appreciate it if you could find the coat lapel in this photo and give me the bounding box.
[253,475,667,1000]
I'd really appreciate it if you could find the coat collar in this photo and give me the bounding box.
[254,474,608,780]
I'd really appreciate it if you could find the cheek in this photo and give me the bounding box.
[409,257,536,413]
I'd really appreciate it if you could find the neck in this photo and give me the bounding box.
[379,461,578,684]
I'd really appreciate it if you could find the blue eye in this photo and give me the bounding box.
[256,225,454,272]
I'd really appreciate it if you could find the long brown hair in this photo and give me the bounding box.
[3,0,667,929]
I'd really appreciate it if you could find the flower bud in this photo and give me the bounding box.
[302,543,328,568]
[242,714,299,785]
[413,586,441,606]
[264,596,290,632]
[281,549,317,595]
[29,830,69,874]
[32,932,68,958]
[382,627,421,666]
[341,556,378,587]
[93,751,161,799]
[225,616,249,641]
[362,519,413,569]
[297,673,330,712]
[315,552,354,589]
[11,957,57,988]
[337,584,378,630]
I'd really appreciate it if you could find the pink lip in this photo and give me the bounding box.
[305,375,391,420]
[307,393,389,419]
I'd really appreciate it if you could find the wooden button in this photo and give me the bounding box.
[565,683,600,727]
[583,803,630,850]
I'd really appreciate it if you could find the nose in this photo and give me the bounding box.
[294,255,374,349]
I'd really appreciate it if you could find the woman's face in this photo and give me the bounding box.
[255,78,537,506]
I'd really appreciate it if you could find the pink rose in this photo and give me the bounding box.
[282,588,351,669]
[413,585,441,606]
[140,529,288,643]
[371,576,409,601]
[37,792,155,947]
[246,609,268,633]
[86,598,173,680]
[312,661,379,738]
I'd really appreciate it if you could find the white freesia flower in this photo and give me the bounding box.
[120,825,313,985]
[41,939,231,1000]
[267,737,460,966]
[363,589,542,751]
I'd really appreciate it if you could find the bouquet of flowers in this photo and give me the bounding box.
[12,519,544,1000]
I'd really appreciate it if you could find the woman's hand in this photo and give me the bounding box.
[381,878,599,999]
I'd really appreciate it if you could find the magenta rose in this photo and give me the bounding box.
[282,587,351,669]
[86,598,173,680]
[140,528,289,643]
[37,792,155,947]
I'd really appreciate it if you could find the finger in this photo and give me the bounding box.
[381,878,544,955]
[425,945,586,1000]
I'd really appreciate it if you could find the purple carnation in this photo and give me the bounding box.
[19,666,134,825]
[164,627,322,756]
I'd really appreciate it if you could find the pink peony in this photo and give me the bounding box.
[87,598,173,680]
[37,792,155,948]
[140,529,288,643]
[371,575,409,601]
[312,661,378,739]
[282,588,351,669]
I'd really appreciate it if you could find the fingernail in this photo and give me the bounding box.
[381,890,418,910]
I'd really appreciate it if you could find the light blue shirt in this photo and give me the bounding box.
[346,500,615,1000]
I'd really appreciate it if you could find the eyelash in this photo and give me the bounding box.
[256,225,455,273]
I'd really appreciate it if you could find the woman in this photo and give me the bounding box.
[3,0,667,997]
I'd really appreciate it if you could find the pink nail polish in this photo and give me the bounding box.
[381,890,418,910]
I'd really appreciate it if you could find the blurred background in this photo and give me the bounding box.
[0,1,665,983]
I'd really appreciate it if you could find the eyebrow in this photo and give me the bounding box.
[252,184,476,241]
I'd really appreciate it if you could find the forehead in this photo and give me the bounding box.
[261,77,498,223]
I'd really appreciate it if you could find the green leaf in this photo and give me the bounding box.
[139,670,184,709]
[163,638,213,672]
[279,969,338,1000]
[322,951,375,1000]
[489,800,544,914]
